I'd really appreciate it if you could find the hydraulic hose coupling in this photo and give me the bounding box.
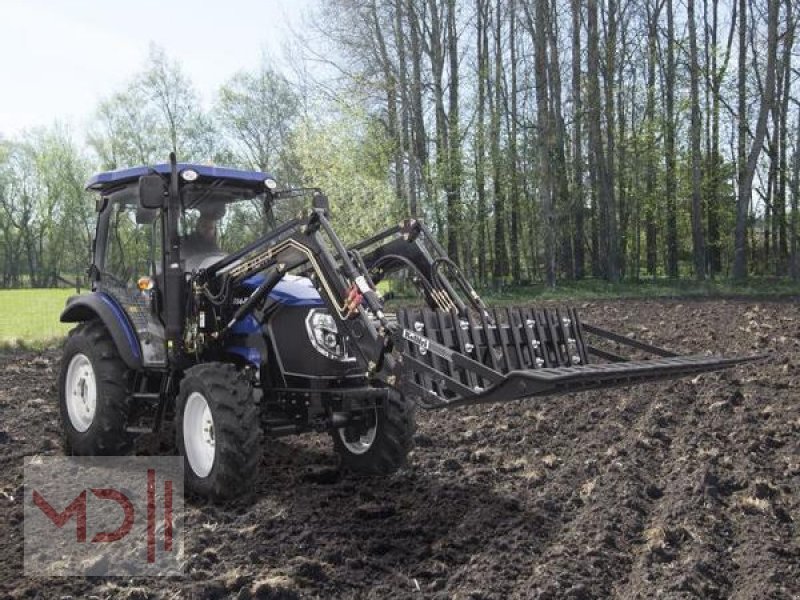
[343,283,363,319]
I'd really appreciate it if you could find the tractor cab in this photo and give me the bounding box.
[86,163,280,285]
[78,162,296,370]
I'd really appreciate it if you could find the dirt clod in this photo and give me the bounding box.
[251,576,299,600]
[354,502,396,520]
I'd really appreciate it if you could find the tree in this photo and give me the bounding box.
[587,0,617,281]
[532,0,555,288]
[644,0,661,277]
[217,61,300,178]
[664,0,679,278]
[571,0,585,279]
[491,0,508,284]
[0,126,92,287]
[734,0,780,280]
[89,47,217,168]
[138,46,200,158]
[688,0,707,279]
[88,88,161,169]
[292,108,398,244]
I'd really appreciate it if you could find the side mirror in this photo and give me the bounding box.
[139,174,167,209]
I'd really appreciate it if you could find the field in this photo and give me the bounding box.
[0,297,798,598]
[0,288,75,347]
[2,282,799,348]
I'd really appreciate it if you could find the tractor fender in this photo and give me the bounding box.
[60,292,143,371]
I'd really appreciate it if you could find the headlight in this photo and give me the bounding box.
[305,309,354,362]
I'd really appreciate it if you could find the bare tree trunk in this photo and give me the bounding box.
[588,0,615,281]
[534,0,555,288]
[571,0,585,279]
[395,0,416,216]
[509,0,521,283]
[775,2,794,274]
[736,0,747,278]
[767,108,779,272]
[408,0,428,214]
[491,0,508,284]
[616,22,628,280]
[602,0,619,281]
[688,0,707,280]
[734,0,779,279]
[446,0,461,263]
[707,0,736,276]
[665,0,679,277]
[645,0,659,277]
[791,105,800,279]
[370,1,403,206]
[475,0,489,285]
[548,1,572,281]
[426,0,449,249]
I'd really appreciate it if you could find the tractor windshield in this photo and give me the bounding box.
[180,182,313,256]
[100,180,323,281]
[264,192,312,230]
[180,184,271,256]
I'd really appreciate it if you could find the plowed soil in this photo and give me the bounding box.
[1,299,798,599]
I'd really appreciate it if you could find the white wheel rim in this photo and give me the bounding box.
[338,409,378,455]
[183,391,216,478]
[65,353,97,433]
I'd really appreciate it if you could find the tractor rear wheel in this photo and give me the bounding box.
[176,363,261,500]
[58,320,133,455]
[332,390,415,475]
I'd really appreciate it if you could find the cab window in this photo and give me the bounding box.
[103,197,161,288]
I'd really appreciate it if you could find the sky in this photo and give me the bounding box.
[0,0,313,138]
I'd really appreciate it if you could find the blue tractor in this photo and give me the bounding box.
[58,154,759,499]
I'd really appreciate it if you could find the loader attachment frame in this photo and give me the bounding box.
[391,306,761,408]
[190,204,762,411]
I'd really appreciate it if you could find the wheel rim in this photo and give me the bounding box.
[183,391,216,478]
[338,408,378,455]
[65,353,97,433]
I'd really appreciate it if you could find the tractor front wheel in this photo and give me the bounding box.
[332,390,415,475]
[58,321,133,455]
[176,363,261,500]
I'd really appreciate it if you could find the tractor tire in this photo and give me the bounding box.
[176,363,261,500]
[58,320,133,455]
[332,390,415,475]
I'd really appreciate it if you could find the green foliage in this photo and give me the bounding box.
[290,107,401,245]
[217,62,300,178]
[0,126,93,287]
[87,45,217,169]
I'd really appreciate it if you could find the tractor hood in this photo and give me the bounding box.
[240,274,325,307]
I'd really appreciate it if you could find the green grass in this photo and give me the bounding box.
[0,288,76,348]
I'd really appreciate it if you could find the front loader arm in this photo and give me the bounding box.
[193,207,393,373]
[193,205,763,411]
[350,219,493,320]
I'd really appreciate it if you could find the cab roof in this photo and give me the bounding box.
[85,163,275,193]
